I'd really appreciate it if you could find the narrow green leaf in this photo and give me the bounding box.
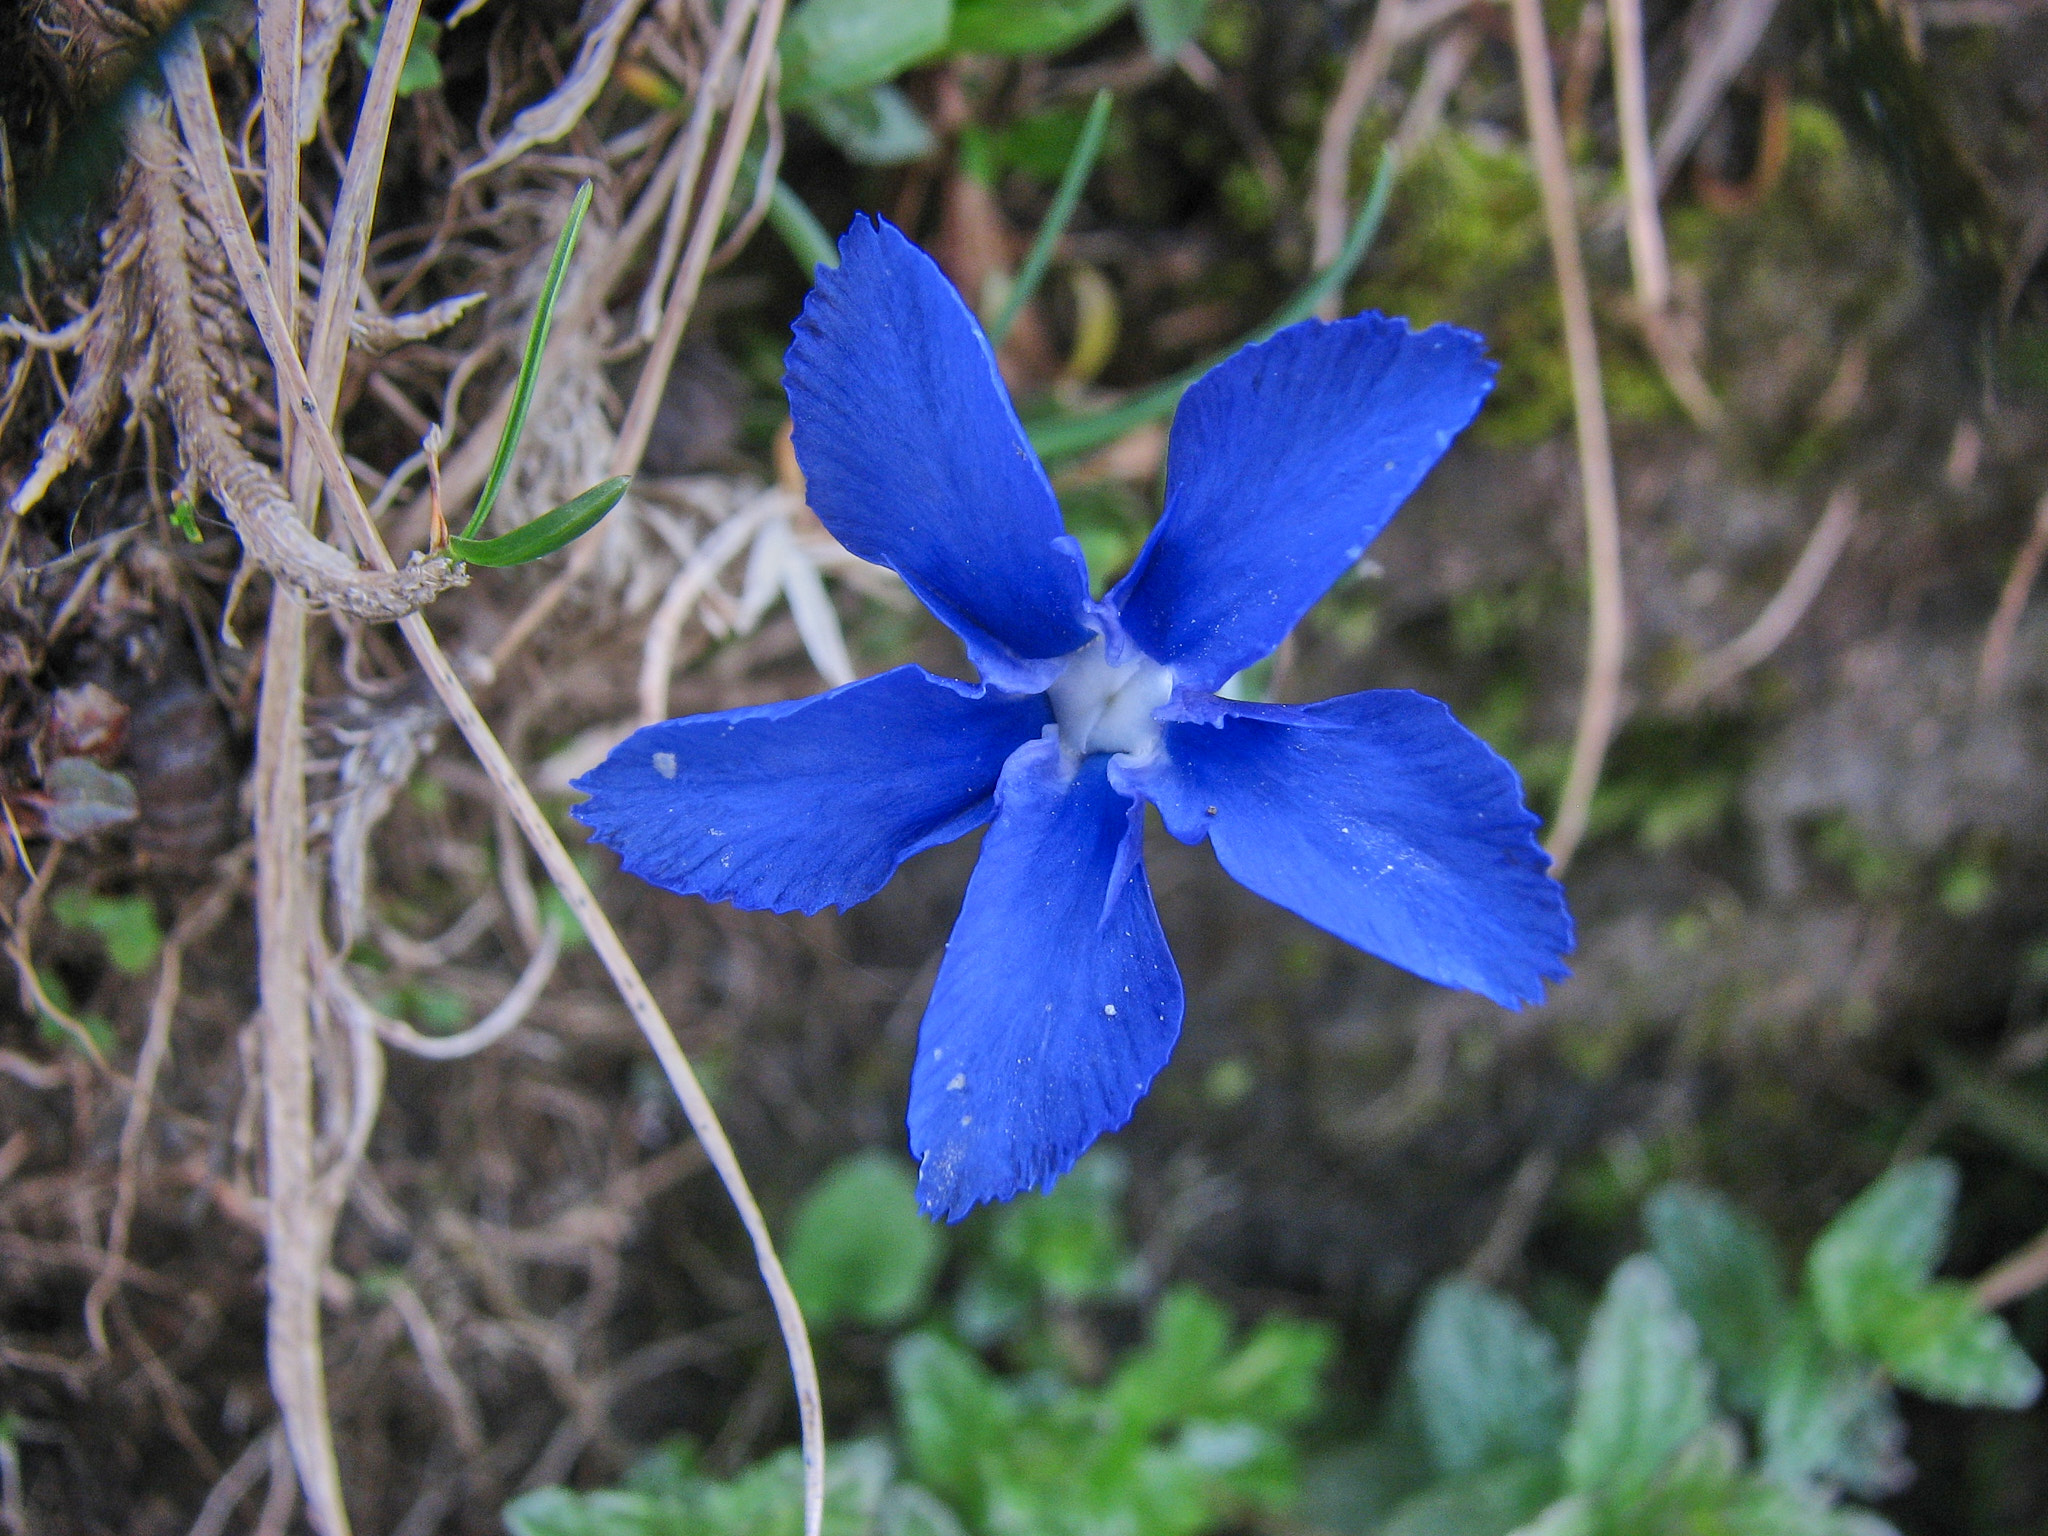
[950,0,1130,55]
[988,88,1113,347]
[784,1151,944,1329]
[780,0,951,104]
[1561,1256,1715,1505]
[1504,1494,1598,1536]
[1136,0,1210,58]
[448,476,627,567]
[170,498,203,542]
[1645,1182,1792,1413]
[1025,145,1397,461]
[1870,1281,2043,1409]
[770,179,842,277]
[1408,1278,1570,1477]
[465,181,593,541]
[1807,1159,1957,1353]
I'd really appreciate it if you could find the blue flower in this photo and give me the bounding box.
[574,216,1573,1221]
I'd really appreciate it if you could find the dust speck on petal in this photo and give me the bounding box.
[652,751,677,779]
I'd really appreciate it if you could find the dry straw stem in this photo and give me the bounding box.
[1670,485,1857,707]
[1608,0,1725,430]
[1508,0,1627,876]
[492,0,788,671]
[1976,487,2048,706]
[83,878,239,1354]
[1308,0,1475,315]
[1977,1220,2048,1310]
[163,33,827,1536]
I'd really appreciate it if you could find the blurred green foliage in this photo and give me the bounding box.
[1300,1160,2040,1536]
[508,1147,1331,1536]
[50,887,162,976]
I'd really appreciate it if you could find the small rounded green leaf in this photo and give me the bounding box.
[1408,1278,1570,1477]
[780,0,951,105]
[1644,1182,1791,1413]
[785,1151,944,1329]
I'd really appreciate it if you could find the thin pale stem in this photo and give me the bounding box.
[1508,0,1627,875]
[164,37,824,1536]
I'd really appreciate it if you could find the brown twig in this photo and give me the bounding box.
[1975,1221,2048,1310]
[1609,0,1725,430]
[1510,0,1628,875]
[1975,487,2048,706]
[1671,486,1858,706]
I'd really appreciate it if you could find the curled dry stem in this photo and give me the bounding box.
[131,119,467,621]
[1509,0,1627,876]
[164,32,826,1536]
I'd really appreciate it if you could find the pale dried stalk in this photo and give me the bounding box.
[458,0,653,183]
[1509,0,1627,875]
[638,488,784,724]
[1308,0,1474,316]
[7,259,139,516]
[1976,487,2048,706]
[1671,486,1857,706]
[84,881,238,1353]
[165,37,826,1536]
[1977,1220,2048,1310]
[326,919,562,1061]
[1608,0,1724,431]
[492,0,789,671]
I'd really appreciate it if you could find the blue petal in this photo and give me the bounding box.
[1117,690,1571,1007]
[908,738,1183,1221]
[571,666,1050,915]
[786,217,1094,691]
[1109,314,1495,691]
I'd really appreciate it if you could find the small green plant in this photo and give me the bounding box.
[1306,1159,2040,1536]
[507,1148,1332,1536]
[50,887,162,975]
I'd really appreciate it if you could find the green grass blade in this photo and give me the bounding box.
[450,476,628,567]
[1025,145,1398,462]
[769,177,841,276]
[988,88,1115,347]
[464,180,594,540]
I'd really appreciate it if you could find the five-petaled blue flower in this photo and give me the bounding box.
[574,216,1573,1221]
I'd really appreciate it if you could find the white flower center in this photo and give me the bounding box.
[1046,637,1172,762]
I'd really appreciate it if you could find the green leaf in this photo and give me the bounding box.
[1504,1494,1598,1536]
[1807,1160,1957,1355]
[169,498,203,542]
[784,1150,944,1329]
[985,1146,1137,1303]
[1110,1286,1233,1432]
[1759,1314,1910,1499]
[1135,0,1210,58]
[1377,1457,1559,1536]
[987,87,1113,346]
[465,182,593,540]
[353,9,444,96]
[890,1333,1016,1513]
[950,0,1131,55]
[51,889,163,976]
[1868,1281,2043,1408]
[876,1484,969,1536]
[449,476,628,567]
[1561,1256,1715,1506]
[1407,1278,1570,1477]
[1644,1183,1792,1413]
[780,0,951,104]
[801,83,936,165]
